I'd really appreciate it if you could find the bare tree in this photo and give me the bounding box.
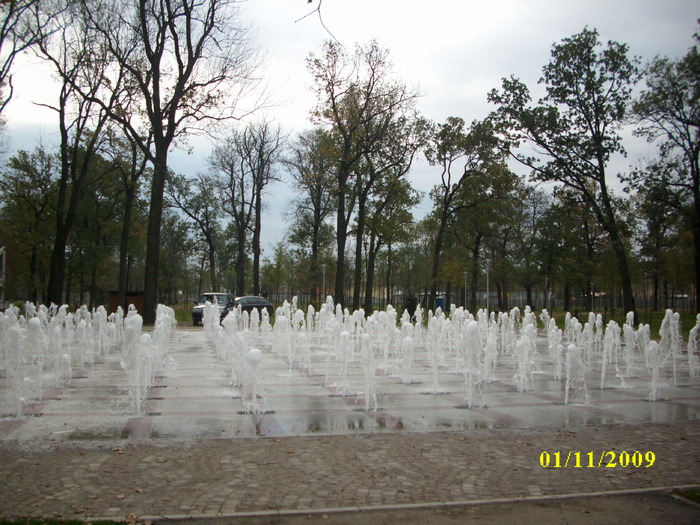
[212,120,283,296]
[28,0,122,305]
[211,131,253,296]
[237,119,285,295]
[81,0,263,322]
[0,0,45,115]
[630,30,700,310]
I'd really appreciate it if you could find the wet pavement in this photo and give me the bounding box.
[1,327,699,521]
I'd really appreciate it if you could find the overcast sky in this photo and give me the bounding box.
[4,0,699,252]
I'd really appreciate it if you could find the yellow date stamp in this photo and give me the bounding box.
[539,450,656,468]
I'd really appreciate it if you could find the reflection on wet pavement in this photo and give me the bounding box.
[1,327,699,444]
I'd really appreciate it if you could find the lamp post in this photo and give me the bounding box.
[321,263,327,303]
[463,271,468,310]
[544,277,549,310]
[484,258,491,314]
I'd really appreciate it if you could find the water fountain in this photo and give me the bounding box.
[647,340,661,401]
[4,296,698,426]
[199,298,700,416]
[688,314,700,377]
[463,320,483,408]
[243,348,264,414]
[361,333,377,411]
[565,343,589,405]
[0,301,175,418]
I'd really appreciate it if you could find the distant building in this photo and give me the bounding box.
[108,291,144,314]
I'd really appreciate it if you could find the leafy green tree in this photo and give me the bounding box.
[261,242,295,301]
[159,208,196,304]
[630,28,700,309]
[68,153,125,308]
[539,189,607,312]
[488,27,640,319]
[513,187,550,308]
[101,126,151,311]
[285,128,336,305]
[167,171,222,291]
[442,162,520,311]
[306,39,420,307]
[633,184,682,311]
[424,116,506,309]
[0,147,57,301]
[363,175,420,312]
[351,114,426,310]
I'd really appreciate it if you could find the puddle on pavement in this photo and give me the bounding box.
[66,427,124,441]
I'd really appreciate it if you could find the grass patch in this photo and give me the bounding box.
[0,521,85,525]
[538,309,697,337]
[0,518,124,525]
[171,305,192,325]
[675,487,700,504]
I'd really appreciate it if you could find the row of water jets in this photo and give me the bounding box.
[0,303,175,418]
[204,297,700,413]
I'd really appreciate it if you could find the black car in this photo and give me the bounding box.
[191,292,235,325]
[222,296,274,318]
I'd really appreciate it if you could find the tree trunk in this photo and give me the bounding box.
[652,269,659,312]
[311,215,320,306]
[352,189,366,311]
[47,133,71,305]
[89,263,98,310]
[386,242,392,306]
[236,226,246,296]
[469,233,482,311]
[65,271,72,307]
[29,247,38,304]
[253,189,262,295]
[596,170,636,322]
[609,229,636,319]
[197,254,206,298]
[207,235,218,291]
[364,231,380,314]
[693,189,700,313]
[143,147,168,324]
[335,176,348,308]
[429,207,450,309]
[118,182,136,311]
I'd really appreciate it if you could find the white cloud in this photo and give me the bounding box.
[4,0,698,249]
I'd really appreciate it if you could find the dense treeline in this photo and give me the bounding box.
[0,2,697,320]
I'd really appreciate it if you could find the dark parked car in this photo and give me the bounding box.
[191,292,235,325]
[223,296,274,317]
